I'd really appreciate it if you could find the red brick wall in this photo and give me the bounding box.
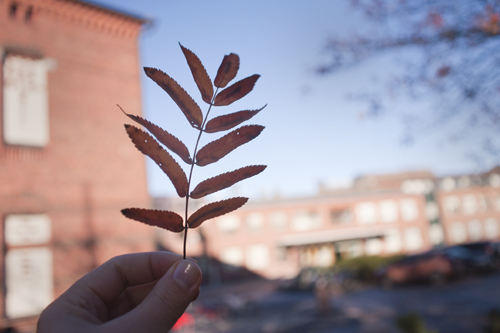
[437,186,500,244]
[0,0,153,330]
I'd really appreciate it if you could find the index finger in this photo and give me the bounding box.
[69,251,183,305]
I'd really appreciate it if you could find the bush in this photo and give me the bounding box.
[485,309,500,333]
[333,255,404,283]
[396,312,438,333]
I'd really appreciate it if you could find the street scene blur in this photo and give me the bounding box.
[1,0,500,332]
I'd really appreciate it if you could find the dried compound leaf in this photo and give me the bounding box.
[144,67,203,128]
[125,125,188,197]
[196,125,265,166]
[204,105,266,133]
[191,165,267,199]
[122,46,268,258]
[122,208,184,233]
[119,106,192,164]
[179,43,214,104]
[188,197,248,228]
[214,53,240,88]
[214,74,260,106]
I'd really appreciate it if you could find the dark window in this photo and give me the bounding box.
[9,2,18,18]
[25,6,33,22]
[330,208,352,224]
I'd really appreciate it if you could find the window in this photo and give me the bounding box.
[355,202,377,224]
[335,240,363,259]
[269,211,287,231]
[365,238,383,255]
[428,224,444,245]
[25,5,33,22]
[9,2,18,18]
[462,194,478,215]
[399,199,418,221]
[3,54,49,147]
[246,213,264,232]
[4,214,53,319]
[246,244,269,270]
[404,227,423,251]
[186,229,201,244]
[492,195,500,211]
[401,179,434,194]
[489,174,500,188]
[449,221,467,244]
[275,246,288,262]
[443,195,461,215]
[440,177,456,191]
[330,208,352,224]
[467,220,482,241]
[424,202,439,221]
[484,218,499,239]
[314,245,334,267]
[220,247,244,267]
[379,200,398,223]
[216,215,240,233]
[458,176,471,188]
[384,229,402,253]
[291,211,321,231]
[477,194,488,212]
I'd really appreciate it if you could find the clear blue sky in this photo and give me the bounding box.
[96,0,480,199]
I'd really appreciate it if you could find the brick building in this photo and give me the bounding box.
[0,0,154,331]
[437,167,500,245]
[155,168,500,281]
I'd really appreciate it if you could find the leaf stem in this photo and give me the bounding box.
[183,88,219,259]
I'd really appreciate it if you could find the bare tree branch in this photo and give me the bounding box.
[319,0,500,163]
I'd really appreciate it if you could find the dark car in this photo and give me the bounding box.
[440,245,495,273]
[376,250,464,288]
[458,241,500,271]
[280,267,333,291]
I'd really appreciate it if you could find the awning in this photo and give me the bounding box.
[277,227,389,247]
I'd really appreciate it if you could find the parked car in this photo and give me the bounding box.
[459,241,500,270]
[439,245,495,273]
[376,250,464,288]
[280,267,364,293]
[280,267,331,291]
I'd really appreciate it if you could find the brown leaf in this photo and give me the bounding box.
[204,105,266,133]
[436,65,451,78]
[214,53,240,88]
[196,125,265,166]
[125,125,188,197]
[214,74,260,106]
[144,67,203,128]
[119,106,192,164]
[179,43,214,104]
[188,197,248,228]
[122,208,184,233]
[191,165,267,199]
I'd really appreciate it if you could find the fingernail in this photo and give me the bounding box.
[173,260,201,290]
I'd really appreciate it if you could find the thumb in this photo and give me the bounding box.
[106,259,202,333]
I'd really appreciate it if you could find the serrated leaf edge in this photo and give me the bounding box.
[190,165,267,199]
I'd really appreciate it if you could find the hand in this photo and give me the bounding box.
[37,252,202,333]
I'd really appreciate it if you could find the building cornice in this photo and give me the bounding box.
[7,0,151,38]
[62,0,149,25]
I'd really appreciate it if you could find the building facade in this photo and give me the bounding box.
[156,169,500,281]
[0,1,153,331]
[437,167,500,245]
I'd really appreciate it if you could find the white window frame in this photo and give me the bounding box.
[3,53,50,147]
[4,214,53,319]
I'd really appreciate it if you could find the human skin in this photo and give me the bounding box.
[37,252,202,333]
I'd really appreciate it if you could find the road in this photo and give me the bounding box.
[186,271,500,333]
